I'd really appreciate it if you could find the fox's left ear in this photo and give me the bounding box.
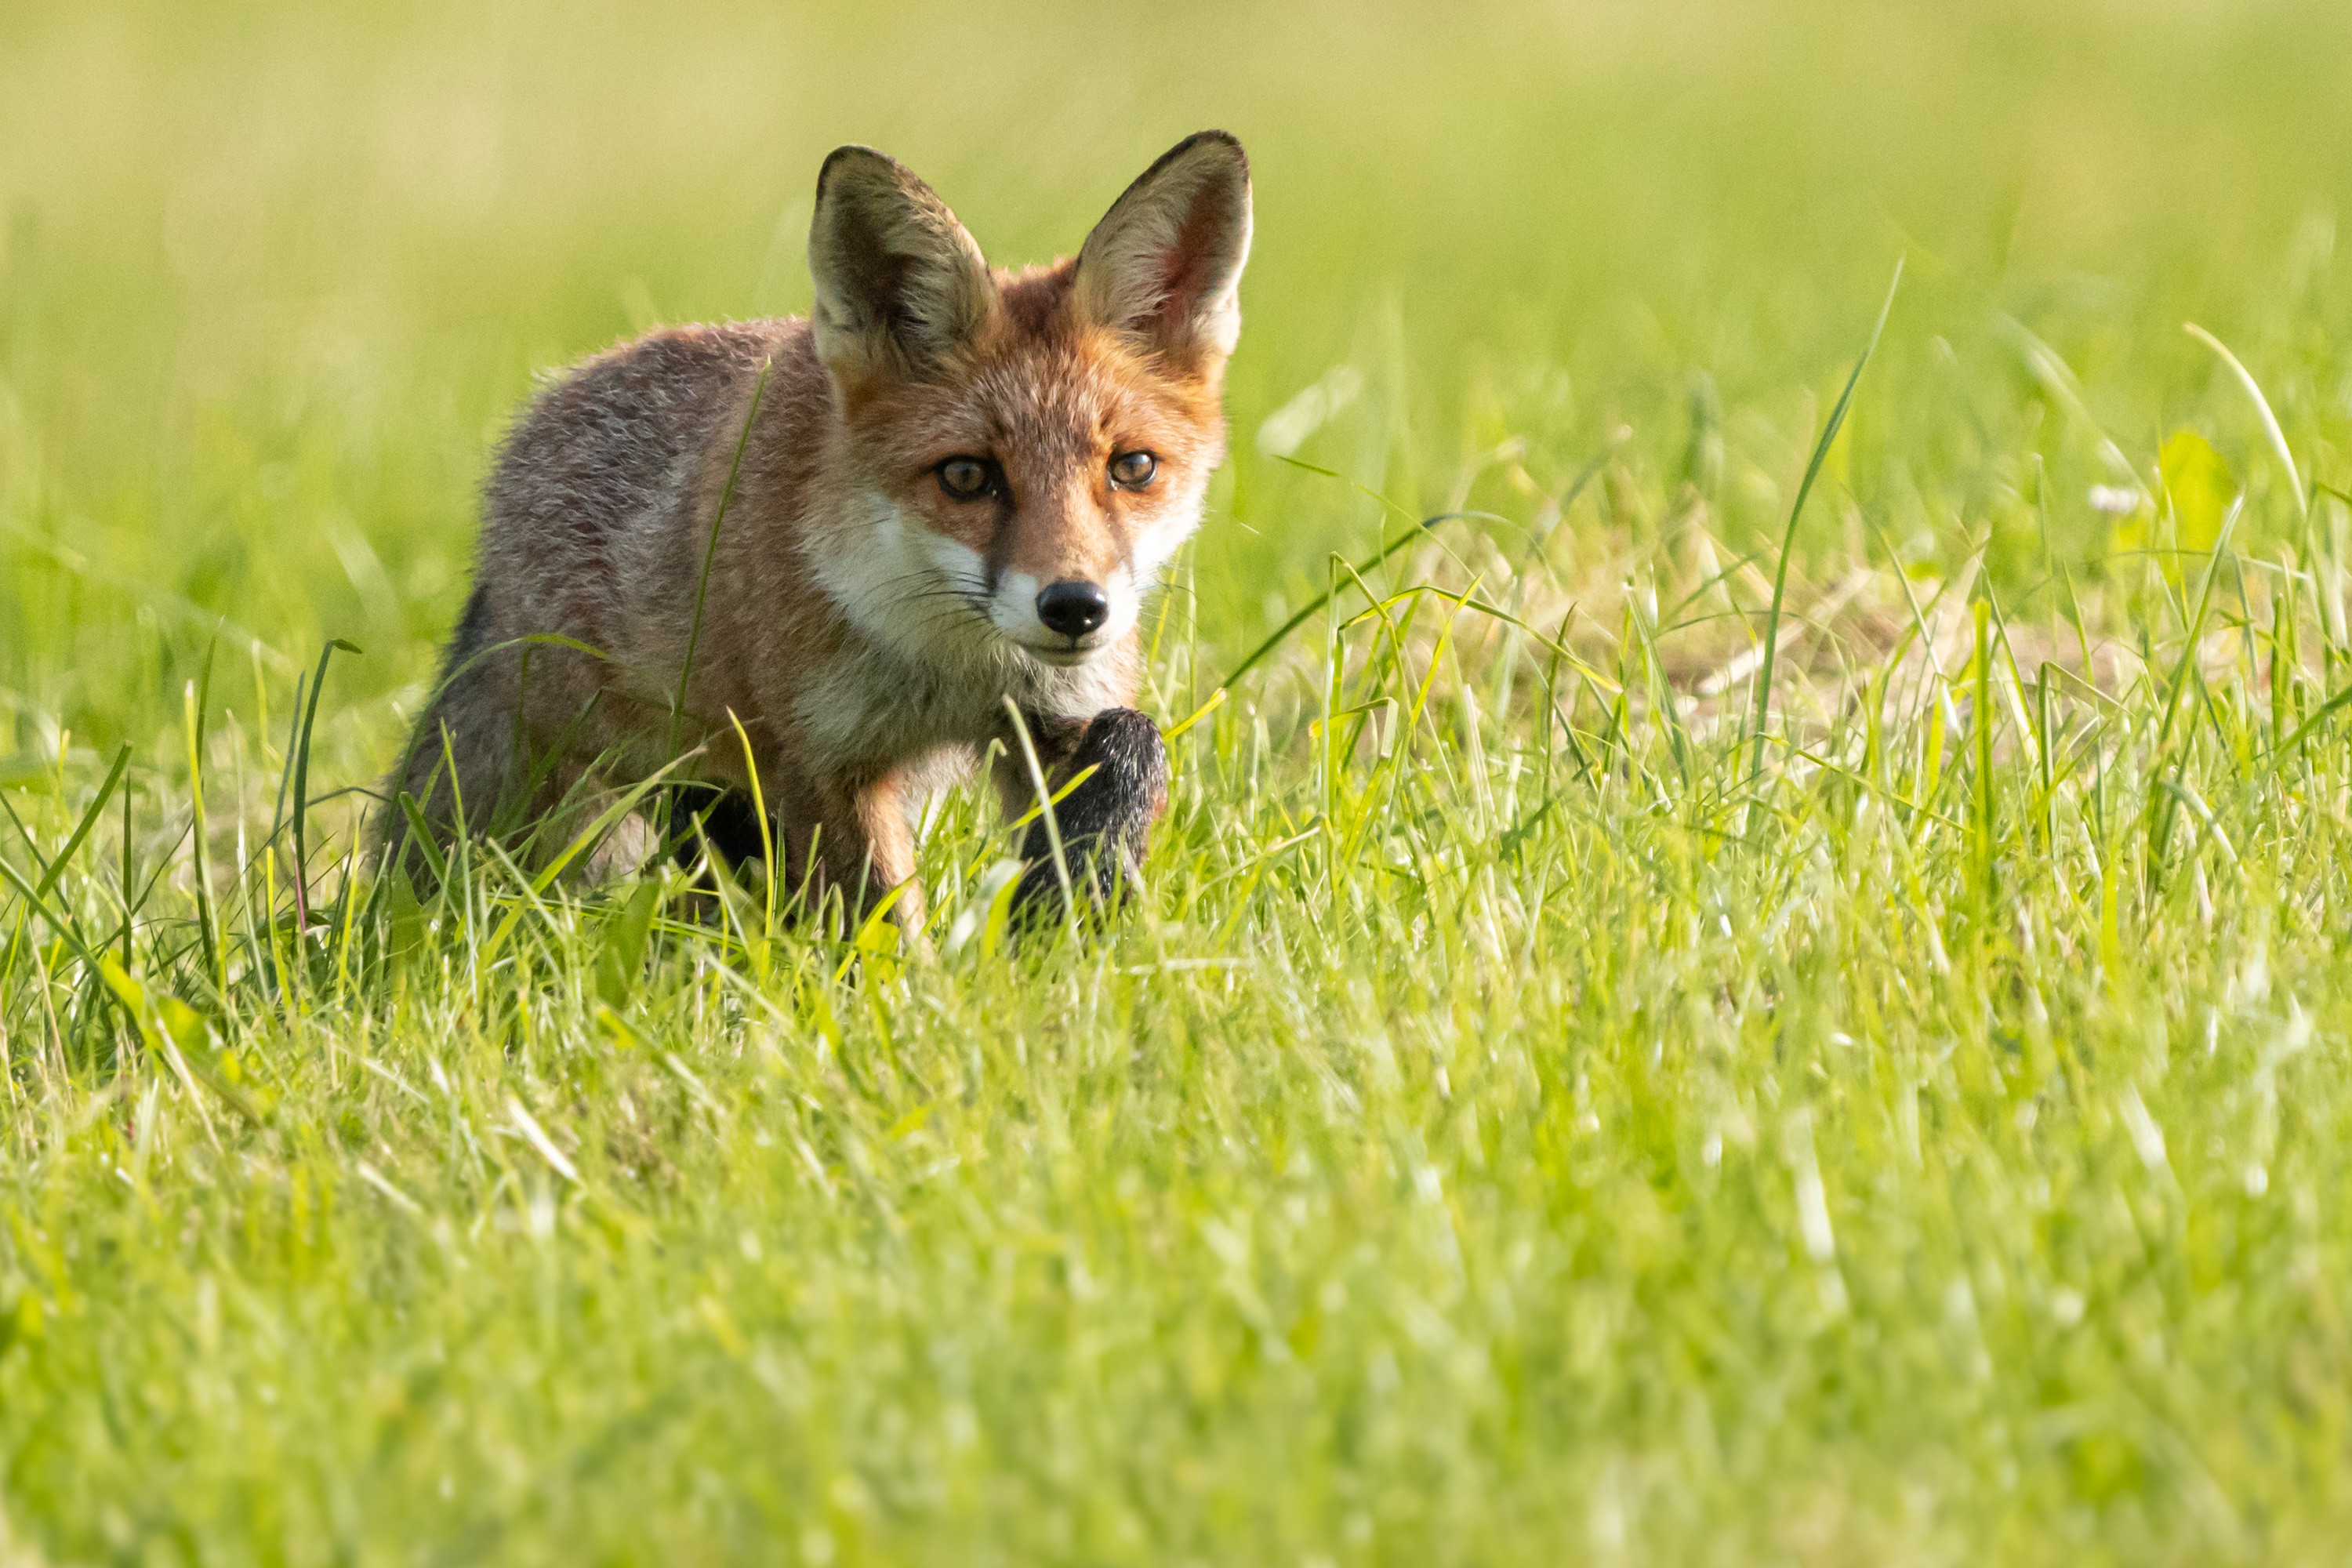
[1074,131,1252,375]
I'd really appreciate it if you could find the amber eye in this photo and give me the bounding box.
[938,457,995,500]
[1109,451,1158,488]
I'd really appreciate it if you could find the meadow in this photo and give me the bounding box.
[7,0,2352,1560]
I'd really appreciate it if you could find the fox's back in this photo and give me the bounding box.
[474,318,810,659]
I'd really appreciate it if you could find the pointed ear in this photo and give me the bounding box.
[808,146,996,382]
[1074,130,1252,373]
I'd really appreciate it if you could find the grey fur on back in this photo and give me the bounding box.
[380,321,790,872]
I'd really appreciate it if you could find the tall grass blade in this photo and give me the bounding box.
[289,639,361,929]
[1747,256,1904,791]
[2185,322,2305,515]
[22,742,132,907]
[185,636,223,998]
[670,358,775,760]
[1219,511,1498,691]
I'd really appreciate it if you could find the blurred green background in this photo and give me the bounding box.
[3,0,2350,757]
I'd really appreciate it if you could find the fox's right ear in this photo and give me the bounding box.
[808,147,996,384]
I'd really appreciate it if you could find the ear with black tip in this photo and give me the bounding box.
[1073,130,1252,373]
[808,146,996,382]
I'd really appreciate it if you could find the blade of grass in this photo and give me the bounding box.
[669,357,774,761]
[289,638,361,930]
[1747,256,1904,793]
[186,636,224,999]
[2185,323,2305,517]
[2142,496,2245,887]
[1219,511,1497,690]
[725,709,778,966]
[13,742,132,907]
[1002,699,1076,937]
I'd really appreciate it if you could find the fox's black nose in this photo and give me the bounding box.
[1035,579,1111,639]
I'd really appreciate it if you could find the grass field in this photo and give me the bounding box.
[9,1,2352,1561]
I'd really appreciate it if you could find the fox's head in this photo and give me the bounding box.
[804,132,1251,674]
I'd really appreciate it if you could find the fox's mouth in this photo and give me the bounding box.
[1015,638,1106,670]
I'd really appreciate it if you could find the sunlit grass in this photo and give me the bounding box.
[7,2,2352,1562]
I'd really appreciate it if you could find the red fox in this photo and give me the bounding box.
[380,131,1251,933]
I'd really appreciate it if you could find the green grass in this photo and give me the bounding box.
[9,1,2352,1561]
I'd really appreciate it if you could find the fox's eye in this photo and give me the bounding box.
[938,458,994,501]
[1109,451,1158,488]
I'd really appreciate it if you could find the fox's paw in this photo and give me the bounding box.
[1011,708,1169,927]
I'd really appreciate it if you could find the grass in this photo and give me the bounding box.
[8,0,2352,1561]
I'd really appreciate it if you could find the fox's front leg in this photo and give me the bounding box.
[771,767,925,936]
[998,709,1170,924]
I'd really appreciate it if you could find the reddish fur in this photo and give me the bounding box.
[381,134,1250,935]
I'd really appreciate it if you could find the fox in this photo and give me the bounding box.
[378,130,1252,935]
